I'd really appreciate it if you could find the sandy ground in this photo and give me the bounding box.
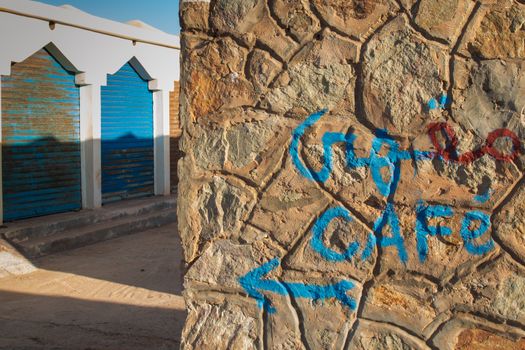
[0,223,186,350]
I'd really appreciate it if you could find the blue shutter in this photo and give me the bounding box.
[101,63,154,203]
[2,49,82,221]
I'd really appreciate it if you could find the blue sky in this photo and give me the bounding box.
[36,0,180,34]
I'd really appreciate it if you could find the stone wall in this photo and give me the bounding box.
[178,0,525,349]
[171,81,183,190]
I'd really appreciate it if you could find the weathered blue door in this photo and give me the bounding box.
[101,63,154,203]
[1,48,82,221]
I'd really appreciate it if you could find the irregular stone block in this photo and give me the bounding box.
[195,177,255,242]
[223,116,291,182]
[493,183,525,263]
[345,319,431,350]
[264,295,306,350]
[177,172,257,262]
[435,256,525,324]
[490,267,525,323]
[188,109,296,186]
[270,0,321,43]
[182,296,261,350]
[180,0,210,31]
[249,157,331,247]
[210,0,299,60]
[451,58,525,170]
[415,0,475,44]
[455,329,525,350]
[186,125,226,169]
[459,0,525,59]
[247,49,282,93]
[294,287,360,349]
[362,16,449,136]
[184,37,257,121]
[185,239,284,292]
[362,274,438,336]
[431,314,525,350]
[312,0,398,40]
[452,59,525,141]
[261,29,358,117]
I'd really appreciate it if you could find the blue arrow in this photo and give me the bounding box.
[238,258,357,313]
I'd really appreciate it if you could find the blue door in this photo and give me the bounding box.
[101,63,154,203]
[1,49,82,221]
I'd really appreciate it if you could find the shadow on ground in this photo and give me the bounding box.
[0,291,185,350]
[29,221,185,295]
[0,224,186,350]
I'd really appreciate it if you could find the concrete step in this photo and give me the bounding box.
[0,239,36,277]
[11,207,177,258]
[1,195,177,243]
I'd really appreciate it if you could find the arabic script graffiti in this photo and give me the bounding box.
[240,107,522,313]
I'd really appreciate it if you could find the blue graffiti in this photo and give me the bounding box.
[474,189,491,204]
[291,109,497,265]
[310,207,359,262]
[238,258,357,313]
[372,202,409,264]
[290,109,331,182]
[460,211,495,255]
[238,106,504,313]
[310,203,410,264]
[428,93,449,110]
[415,201,454,262]
[361,233,377,261]
[367,130,409,197]
[293,114,419,263]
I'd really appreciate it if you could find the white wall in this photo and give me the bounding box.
[0,1,180,222]
[0,0,180,88]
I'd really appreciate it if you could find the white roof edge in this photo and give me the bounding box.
[0,0,180,49]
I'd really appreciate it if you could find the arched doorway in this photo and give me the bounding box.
[2,48,81,221]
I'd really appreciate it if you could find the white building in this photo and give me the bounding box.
[0,0,180,223]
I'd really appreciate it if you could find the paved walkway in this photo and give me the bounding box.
[0,223,185,350]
